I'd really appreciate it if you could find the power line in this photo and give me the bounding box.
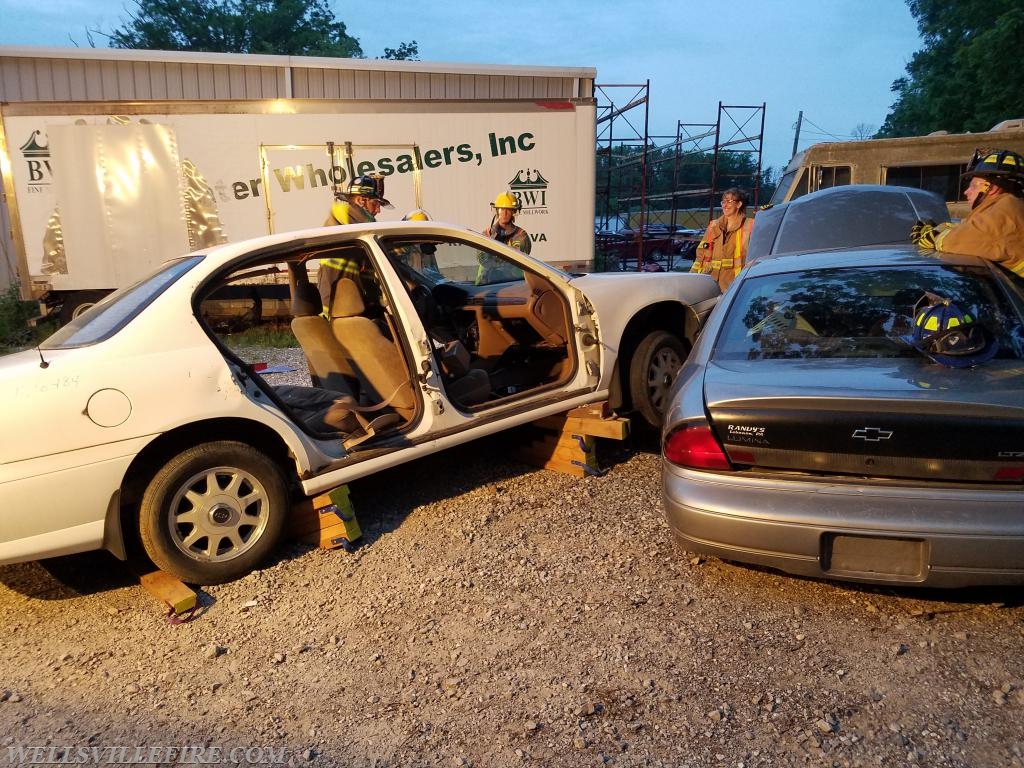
[800,115,846,141]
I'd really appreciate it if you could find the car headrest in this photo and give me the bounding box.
[292,281,323,317]
[330,278,365,319]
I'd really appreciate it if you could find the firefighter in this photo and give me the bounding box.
[690,187,754,292]
[402,208,431,222]
[910,149,1024,276]
[395,209,438,272]
[484,192,531,253]
[324,174,392,226]
[477,192,530,283]
[319,175,393,310]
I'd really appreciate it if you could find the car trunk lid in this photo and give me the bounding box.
[703,359,1024,483]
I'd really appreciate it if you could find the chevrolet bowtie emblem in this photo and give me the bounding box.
[852,427,893,442]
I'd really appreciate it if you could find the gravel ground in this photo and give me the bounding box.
[1,348,1023,768]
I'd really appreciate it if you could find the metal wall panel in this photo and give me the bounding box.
[115,61,134,97]
[1,50,595,103]
[31,58,55,100]
[197,64,216,99]
[368,70,386,99]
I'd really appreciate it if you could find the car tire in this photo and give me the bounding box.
[139,441,288,585]
[58,290,109,325]
[629,330,689,428]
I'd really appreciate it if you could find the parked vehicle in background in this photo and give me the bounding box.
[770,119,1024,219]
[595,229,625,247]
[672,228,703,260]
[0,219,719,585]
[662,186,1024,588]
[601,227,678,271]
[749,185,949,262]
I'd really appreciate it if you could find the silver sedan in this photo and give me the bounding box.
[662,244,1024,588]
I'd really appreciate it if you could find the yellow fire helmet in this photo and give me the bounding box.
[490,192,521,212]
[402,208,432,221]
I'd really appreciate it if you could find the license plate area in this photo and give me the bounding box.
[822,534,927,581]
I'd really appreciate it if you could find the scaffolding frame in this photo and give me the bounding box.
[595,81,650,236]
[709,102,767,219]
[594,86,765,271]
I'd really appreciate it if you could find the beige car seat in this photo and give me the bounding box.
[329,278,417,422]
[290,279,359,395]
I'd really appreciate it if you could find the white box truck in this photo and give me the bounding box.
[0,50,598,321]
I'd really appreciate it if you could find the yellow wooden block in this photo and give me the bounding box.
[139,571,197,615]
[290,485,361,549]
[315,521,357,549]
[556,433,597,453]
[531,456,590,477]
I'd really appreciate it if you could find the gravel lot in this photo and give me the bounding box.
[2,358,1023,767]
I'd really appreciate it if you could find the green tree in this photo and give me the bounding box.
[96,0,417,60]
[380,42,419,61]
[878,0,1024,137]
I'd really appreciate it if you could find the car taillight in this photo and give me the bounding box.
[663,423,733,470]
[994,466,1024,482]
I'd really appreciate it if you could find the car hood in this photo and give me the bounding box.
[702,359,1024,482]
[570,271,720,310]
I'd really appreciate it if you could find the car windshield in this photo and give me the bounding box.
[42,256,203,349]
[712,264,1024,362]
[382,237,568,287]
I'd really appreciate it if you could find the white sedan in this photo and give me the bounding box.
[0,221,719,584]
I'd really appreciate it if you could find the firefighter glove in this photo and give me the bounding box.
[910,219,938,249]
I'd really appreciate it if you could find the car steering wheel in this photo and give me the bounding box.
[408,283,437,327]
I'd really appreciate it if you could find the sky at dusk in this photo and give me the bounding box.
[0,0,924,173]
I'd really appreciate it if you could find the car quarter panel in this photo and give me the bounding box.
[0,443,142,562]
[0,328,312,467]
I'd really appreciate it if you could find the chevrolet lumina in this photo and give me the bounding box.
[0,221,719,584]
[661,243,1024,588]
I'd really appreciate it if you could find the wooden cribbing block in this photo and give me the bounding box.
[532,403,630,441]
[518,402,629,477]
[289,485,362,550]
[139,570,197,615]
[517,430,601,477]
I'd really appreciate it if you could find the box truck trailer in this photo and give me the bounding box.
[0,48,596,321]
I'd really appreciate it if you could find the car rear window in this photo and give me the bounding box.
[42,256,202,348]
[762,188,949,257]
[712,264,1024,362]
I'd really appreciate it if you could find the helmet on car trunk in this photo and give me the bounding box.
[907,293,998,368]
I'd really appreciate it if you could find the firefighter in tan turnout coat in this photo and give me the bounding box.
[911,149,1024,276]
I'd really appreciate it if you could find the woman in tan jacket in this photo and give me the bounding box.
[690,187,754,292]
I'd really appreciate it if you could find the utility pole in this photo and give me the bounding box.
[791,110,803,158]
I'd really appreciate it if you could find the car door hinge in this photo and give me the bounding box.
[423,386,445,415]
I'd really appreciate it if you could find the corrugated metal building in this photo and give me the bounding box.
[0,47,594,103]
[0,46,596,291]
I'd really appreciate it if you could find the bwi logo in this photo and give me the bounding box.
[509,169,548,214]
[20,130,52,186]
